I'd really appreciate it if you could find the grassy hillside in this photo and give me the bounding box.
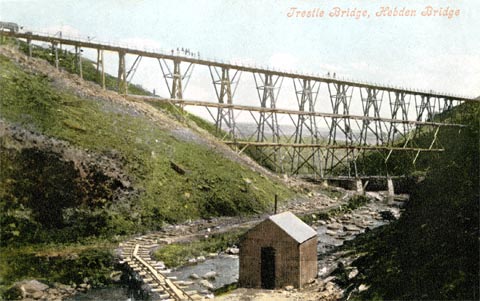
[0,42,296,294]
[340,102,479,300]
[0,45,293,246]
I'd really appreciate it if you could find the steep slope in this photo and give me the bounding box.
[0,44,294,247]
[339,101,479,300]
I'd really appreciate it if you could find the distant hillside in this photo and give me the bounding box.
[0,44,294,246]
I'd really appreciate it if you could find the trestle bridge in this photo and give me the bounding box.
[1,30,477,180]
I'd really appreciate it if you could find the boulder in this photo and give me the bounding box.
[226,247,239,255]
[348,268,359,279]
[31,291,44,299]
[110,270,123,282]
[18,280,49,295]
[327,223,342,230]
[203,271,217,280]
[325,230,337,236]
[189,273,200,280]
[344,225,361,232]
[199,279,214,290]
[284,285,294,291]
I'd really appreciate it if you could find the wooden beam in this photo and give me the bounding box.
[2,31,476,102]
[129,96,466,128]
[223,141,444,152]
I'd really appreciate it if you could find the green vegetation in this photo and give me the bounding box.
[300,194,370,225]
[15,39,150,96]
[0,48,291,244]
[0,245,115,287]
[339,102,479,300]
[0,41,293,293]
[153,230,244,268]
[0,243,116,297]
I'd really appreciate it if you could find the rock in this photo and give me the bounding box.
[79,283,88,289]
[196,255,206,262]
[319,220,327,225]
[188,258,197,264]
[47,288,60,296]
[327,222,342,230]
[348,268,359,279]
[226,247,239,255]
[326,230,337,236]
[366,191,383,201]
[199,279,214,290]
[344,225,361,232]
[325,281,336,293]
[31,291,44,299]
[189,273,200,280]
[318,266,328,276]
[110,270,122,282]
[323,276,336,283]
[18,280,49,295]
[203,271,217,280]
[285,285,294,291]
[317,290,331,298]
[358,284,370,292]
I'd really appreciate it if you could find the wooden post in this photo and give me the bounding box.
[387,178,395,202]
[274,194,278,214]
[53,42,59,70]
[75,46,83,78]
[27,39,32,58]
[97,49,105,89]
[118,51,127,94]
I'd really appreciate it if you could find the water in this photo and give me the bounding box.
[72,199,401,300]
[170,255,239,291]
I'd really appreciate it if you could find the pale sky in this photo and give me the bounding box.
[1,0,479,125]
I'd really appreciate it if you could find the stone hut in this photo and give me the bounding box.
[239,211,317,289]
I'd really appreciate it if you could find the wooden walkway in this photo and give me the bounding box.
[119,235,203,300]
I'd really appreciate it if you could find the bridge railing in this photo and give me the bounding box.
[7,29,475,100]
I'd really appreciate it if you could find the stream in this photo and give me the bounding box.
[70,194,404,300]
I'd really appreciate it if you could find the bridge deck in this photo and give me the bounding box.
[1,30,476,102]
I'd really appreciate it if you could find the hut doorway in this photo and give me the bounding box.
[261,247,275,289]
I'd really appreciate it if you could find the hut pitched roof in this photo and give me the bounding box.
[269,211,317,243]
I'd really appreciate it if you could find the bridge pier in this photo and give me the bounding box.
[291,79,322,177]
[27,38,32,58]
[118,51,127,94]
[253,73,283,172]
[74,46,83,79]
[158,58,194,100]
[326,83,356,177]
[96,49,105,89]
[356,178,364,194]
[209,66,239,138]
[387,177,395,201]
[360,87,384,145]
[52,42,59,70]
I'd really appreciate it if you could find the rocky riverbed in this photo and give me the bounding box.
[4,279,94,301]
[12,189,403,301]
